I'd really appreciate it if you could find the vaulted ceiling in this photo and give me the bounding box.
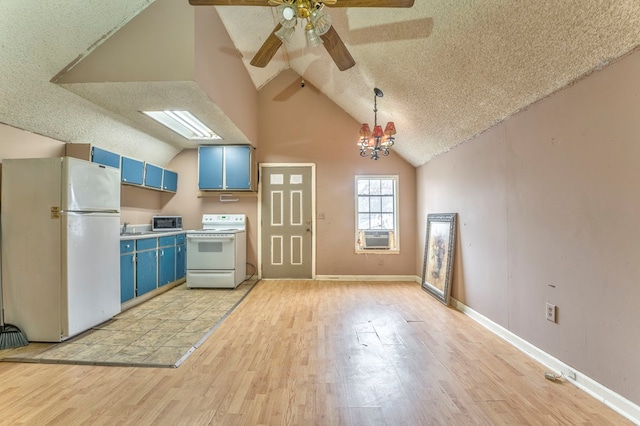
[2,1,640,168]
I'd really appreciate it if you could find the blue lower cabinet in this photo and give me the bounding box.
[136,250,158,296]
[158,235,176,286]
[136,237,158,296]
[120,253,135,303]
[120,241,135,303]
[176,243,186,280]
[159,246,176,286]
[120,233,186,304]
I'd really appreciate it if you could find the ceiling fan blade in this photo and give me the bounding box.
[250,24,283,68]
[320,26,355,71]
[325,0,414,7]
[189,0,269,5]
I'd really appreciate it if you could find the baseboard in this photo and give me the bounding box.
[314,275,419,282]
[451,298,640,425]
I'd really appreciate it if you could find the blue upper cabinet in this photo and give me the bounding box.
[198,145,252,191]
[121,157,144,185]
[66,143,177,193]
[198,146,224,190]
[144,163,163,189]
[225,145,251,190]
[163,169,178,192]
[91,147,121,169]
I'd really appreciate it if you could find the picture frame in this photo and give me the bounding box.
[421,213,457,305]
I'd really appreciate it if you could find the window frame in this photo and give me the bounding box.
[354,174,399,254]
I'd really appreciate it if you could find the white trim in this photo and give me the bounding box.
[354,175,399,251]
[451,297,640,425]
[314,275,418,282]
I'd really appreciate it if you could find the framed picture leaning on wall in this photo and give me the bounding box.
[421,213,457,305]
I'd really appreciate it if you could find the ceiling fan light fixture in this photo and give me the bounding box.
[305,25,323,48]
[311,11,332,36]
[275,26,296,44]
[277,4,297,28]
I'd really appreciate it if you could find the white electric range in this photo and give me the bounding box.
[186,214,247,289]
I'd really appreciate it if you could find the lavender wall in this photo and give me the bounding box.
[417,48,640,405]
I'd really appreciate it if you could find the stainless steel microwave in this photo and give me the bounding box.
[152,216,183,231]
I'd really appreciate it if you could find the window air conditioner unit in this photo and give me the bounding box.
[362,230,391,249]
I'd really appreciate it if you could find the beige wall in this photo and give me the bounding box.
[256,70,417,276]
[0,124,65,159]
[162,69,417,277]
[0,67,416,277]
[417,48,640,405]
[194,7,258,145]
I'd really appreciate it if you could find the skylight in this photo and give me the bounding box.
[141,110,222,141]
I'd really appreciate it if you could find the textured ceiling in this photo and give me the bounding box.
[2,1,640,168]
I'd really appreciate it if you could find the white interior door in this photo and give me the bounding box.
[260,165,314,279]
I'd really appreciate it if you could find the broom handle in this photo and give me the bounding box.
[0,248,5,327]
[0,221,4,327]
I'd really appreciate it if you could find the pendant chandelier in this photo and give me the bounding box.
[357,88,396,160]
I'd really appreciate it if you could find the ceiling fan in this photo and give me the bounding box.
[188,0,415,71]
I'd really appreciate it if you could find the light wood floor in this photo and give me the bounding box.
[0,280,631,425]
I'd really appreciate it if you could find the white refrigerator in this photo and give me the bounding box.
[1,157,121,342]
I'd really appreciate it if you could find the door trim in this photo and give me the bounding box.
[258,163,316,279]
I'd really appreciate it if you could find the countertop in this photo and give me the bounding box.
[119,230,187,241]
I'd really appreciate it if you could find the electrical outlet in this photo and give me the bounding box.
[546,303,557,323]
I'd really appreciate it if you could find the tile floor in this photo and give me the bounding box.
[0,280,257,368]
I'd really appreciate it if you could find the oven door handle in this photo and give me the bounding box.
[187,236,235,242]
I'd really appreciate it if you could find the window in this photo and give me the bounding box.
[355,175,398,252]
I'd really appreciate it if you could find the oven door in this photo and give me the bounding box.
[186,233,236,270]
